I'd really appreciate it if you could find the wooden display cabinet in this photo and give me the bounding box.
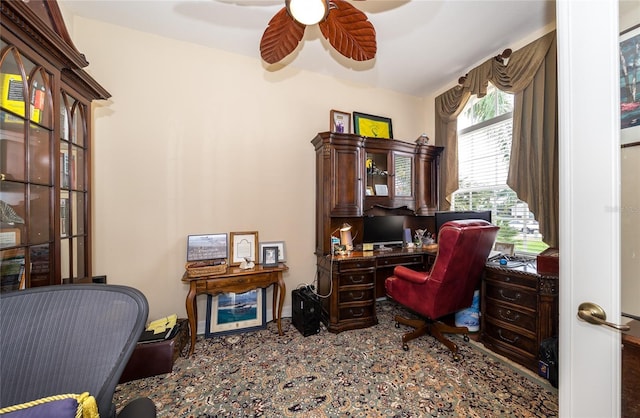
[0,0,110,291]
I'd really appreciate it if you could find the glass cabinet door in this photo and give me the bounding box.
[1,39,55,291]
[59,92,89,283]
[394,153,413,197]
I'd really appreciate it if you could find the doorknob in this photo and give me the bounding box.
[577,302,631,331]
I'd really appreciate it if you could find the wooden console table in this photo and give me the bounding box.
[181,263,288,357]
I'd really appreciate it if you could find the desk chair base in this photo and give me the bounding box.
[394,315,470,361]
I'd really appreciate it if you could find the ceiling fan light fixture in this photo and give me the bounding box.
[286,0,328,26]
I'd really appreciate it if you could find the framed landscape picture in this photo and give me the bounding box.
[205,289,266,337]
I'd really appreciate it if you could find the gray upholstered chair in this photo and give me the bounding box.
[0,284,156,418]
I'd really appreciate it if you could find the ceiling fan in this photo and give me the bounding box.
[259,0,376,64]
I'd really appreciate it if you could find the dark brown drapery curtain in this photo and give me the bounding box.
[434,31,558,247]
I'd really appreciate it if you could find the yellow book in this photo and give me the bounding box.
[1,73,43,123]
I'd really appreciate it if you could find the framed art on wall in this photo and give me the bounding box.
[620,23,640,146]
[330,109,351,133]
[353,112,393,139]
[262,246,279,267]
[205,289,266,337]
[229,231,258,266]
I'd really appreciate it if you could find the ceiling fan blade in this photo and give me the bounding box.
[260,6,306,64]
[319,0,376,61]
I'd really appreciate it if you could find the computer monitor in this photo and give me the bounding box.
[362,215,405,249]
[434,210,492,242]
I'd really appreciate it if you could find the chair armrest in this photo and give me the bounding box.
[393,265,429,284]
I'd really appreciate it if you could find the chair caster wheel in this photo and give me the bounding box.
[395,322,400,328]
[463,335,469,342]
[452,353,461,361]
[402,343,409,351]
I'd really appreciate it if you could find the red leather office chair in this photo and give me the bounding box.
[385,219,499,360]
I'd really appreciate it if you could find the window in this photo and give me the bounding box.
[453,84,548,255]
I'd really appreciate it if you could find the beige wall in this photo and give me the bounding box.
[620,1,640,317]
[65,16,429,329]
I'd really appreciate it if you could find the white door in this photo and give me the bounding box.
[557,1,622,416]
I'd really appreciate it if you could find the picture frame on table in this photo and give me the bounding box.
[229,231,259,266]
[205,289,266,337]
[374,184,388,196]
[620,23,640,146]
[258,241,286,263]
[262,246,279,267]
[353,112,393,139]
[186,233,227,261]
[330,109,351,133]
[494,242,515,256]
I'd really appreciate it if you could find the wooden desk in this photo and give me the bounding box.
[181,263,288,357]
[315,248,436,333]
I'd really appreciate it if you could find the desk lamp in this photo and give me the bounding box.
[339,223,353,252]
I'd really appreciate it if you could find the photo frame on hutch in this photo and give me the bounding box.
[353,112,393,139]
[620,23,640,146]
[258,241,286,263]
[262,246,279,267]
[229,231,259,266]
[186,233,228,261]
[330,109,351,133]
[205,289,266,337]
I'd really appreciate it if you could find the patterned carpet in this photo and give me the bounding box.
[115,301,558,417]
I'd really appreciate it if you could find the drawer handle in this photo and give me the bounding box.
[350,308,365,317]
[349,291,365,300]
[498,309,520,322]
[498,289,521,302]
[350,275,365,284]
[498,329,520,344]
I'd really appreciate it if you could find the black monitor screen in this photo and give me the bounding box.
[363,216,405,248]
[434,211,492,241]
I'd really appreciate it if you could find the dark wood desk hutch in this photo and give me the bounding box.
[312,132,443,332]
[1,0,110,291]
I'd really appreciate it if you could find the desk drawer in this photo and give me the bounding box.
[485,270,537,290]
[483,321,537,355]
[337,259,375,271]
[484,282,537,310]
[376,254,424,268]
[339,304,375,321]
[339,287,375,304]
[339,271,375,286]
[484,302,536,332]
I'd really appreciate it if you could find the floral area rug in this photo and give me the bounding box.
[115,301,558,417]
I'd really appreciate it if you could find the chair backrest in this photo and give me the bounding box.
[427,219,499,318]
[0,284,148,417]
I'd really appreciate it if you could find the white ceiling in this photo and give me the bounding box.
[59,0,557,97]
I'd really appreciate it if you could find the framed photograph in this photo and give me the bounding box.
[205,289,266,337]
[353,112,393,139]
[620,23,640,146]
[258,241,286,263]
[229,231,259,266]
[366,186,374,196]
[186,233,227,261]
[374,184,388,196]
[330,109,351,133]
[494,242,515,256]
[262,246,279,267]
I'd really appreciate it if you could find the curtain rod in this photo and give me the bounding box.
[458,48,512,85]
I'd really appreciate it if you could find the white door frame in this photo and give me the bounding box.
[557,1,621,416]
